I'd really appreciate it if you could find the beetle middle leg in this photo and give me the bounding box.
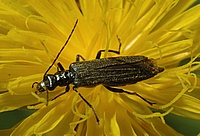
[104,86,155,106]
[76,54,85,62]
[96,36,122,59]
[73,86,100,124]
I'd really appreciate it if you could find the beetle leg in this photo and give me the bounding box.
[76,54,85,62]
[104,86,155,106]
[51,85,70,101]
[57,62,65,71]
[96,36,122,59]
[73,86,100,124]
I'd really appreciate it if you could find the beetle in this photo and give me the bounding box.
[32,20,164,124]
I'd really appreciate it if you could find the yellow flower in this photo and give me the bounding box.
[0,0,200,135]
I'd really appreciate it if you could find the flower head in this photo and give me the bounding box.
[0,0,200,135]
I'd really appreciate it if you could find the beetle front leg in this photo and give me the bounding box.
[57,62,65,71]
[51,85,70,100]
[104,86,155,106]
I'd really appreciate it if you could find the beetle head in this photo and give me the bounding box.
[32,81,46,94]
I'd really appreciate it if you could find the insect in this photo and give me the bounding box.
[32,19,164,124]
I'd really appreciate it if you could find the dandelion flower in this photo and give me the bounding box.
[0,0,200,135]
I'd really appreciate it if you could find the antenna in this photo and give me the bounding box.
[43,19,78,79]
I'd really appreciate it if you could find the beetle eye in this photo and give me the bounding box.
[34,82,46,94]
[37,85,45,92]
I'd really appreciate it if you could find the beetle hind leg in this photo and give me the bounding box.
[104,86,155,106]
